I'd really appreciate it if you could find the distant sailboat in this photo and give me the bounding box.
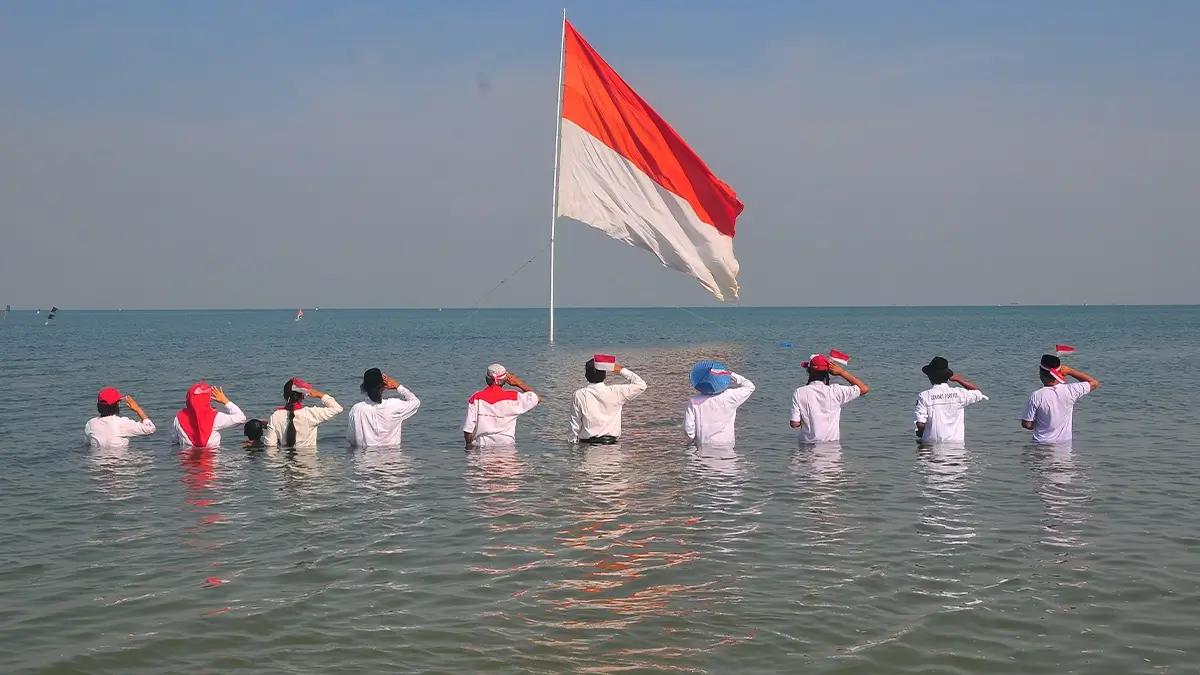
[295,308,304,322]
[44,306,58,326]
[2,304,9,319]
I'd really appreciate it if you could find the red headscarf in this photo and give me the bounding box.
[177,381,218,447]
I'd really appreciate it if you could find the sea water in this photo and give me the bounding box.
[1,306,1197,673]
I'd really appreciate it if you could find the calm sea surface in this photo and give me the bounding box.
[1,306,1198,673]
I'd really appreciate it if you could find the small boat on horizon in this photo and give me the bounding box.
[295,308,304,322]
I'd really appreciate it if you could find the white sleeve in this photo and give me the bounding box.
[684,403,697,442]
[834,384,862,406]
[462,401,479,433]
[306,395,344,425]
[965,390,989,406]
[347,410,357,444]
[913,393,929,425]
[568,395,583,443]
[388,385,422,421]
[721,373,755,409]
[517,390,540,413]
[790,390,803,423]
[263,413,281,447]
[1022,394,1038,422]
[614,369,647,402]
[212,402,247,430]
[121,417,156,437]
[1069,381,1092,402]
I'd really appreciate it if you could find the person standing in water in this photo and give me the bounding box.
[684,361,755,446]
[462,364,540,449]
[84,387,155,448]
[264,378,343,448]
[568,358,647,444]
[172,381,248,447]
[347,368,421,447]
[1021,355,1100,444]
[789,354,870,443]
[913,357,987,445]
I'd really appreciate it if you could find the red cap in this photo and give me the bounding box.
[97,387,122,405]
[803,354,831,371]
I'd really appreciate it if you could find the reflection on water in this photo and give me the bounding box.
[465,447,527,524]
[1024,444,1091,555]
[916,444,976,548]
[179,448,228,597]
[87,446,153,501]
[351,447,412,490]
[686,444,742,479]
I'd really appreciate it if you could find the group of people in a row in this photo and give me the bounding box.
[84,352,1099,450]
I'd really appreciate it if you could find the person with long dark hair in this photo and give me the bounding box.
[172,381,247,447]
[263,377,343,448]
[84,387,155,448]
[347,368,421,447]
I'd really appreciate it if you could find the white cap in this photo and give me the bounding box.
[487,363,508,383]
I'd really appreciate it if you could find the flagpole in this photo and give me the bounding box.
[549,8,566,344]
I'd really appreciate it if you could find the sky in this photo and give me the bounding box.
[1,1,1198,309]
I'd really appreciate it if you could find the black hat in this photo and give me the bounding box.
[921,356,953,378]
[1039,354,1061,370]
[361,367,384,392]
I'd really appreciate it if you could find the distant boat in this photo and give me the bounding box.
[35,309,40,315]
[44,306,58,326]
[2,304,9,319]
[295,308,304,322]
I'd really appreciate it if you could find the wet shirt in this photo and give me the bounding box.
[568,369,647,442]
[1023,382,1092,444]
[347,386,421,447]
[84,415,156,449]
[684,373,755,446]
[462,385,540,448]
[913,384,988,444]
[790,381,862,443]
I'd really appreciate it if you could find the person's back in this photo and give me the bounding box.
[264,378,343,448]
[463,364,540,448]
[684,362,754,446]
[789,355,868,444]
[569,359,646,443]
[348,368,421,447]
[85,387,155,449]
[1022,355,1099,445]
[172,382,247,447]
[913,357,987,444]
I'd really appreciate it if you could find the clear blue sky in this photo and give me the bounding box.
[2,1,1198,308]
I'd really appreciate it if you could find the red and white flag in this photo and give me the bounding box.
[1055,344,1077,356]
[557,21,745,301]
[592,354,617,371]
[828,349,851,366]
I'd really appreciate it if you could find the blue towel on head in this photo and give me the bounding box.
[691,360,731,394]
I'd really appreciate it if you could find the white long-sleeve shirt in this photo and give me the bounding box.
[568,368,647,442]
[172,401,248,447]
[84,415,157,449]
[684,372,755,447]
[462,385,540,448]
[790,381,863,443]
[264,395,343,447]
[913,383,988,444]
[347,385,421,447]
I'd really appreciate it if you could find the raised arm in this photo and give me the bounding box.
[209,386,247,430]
[1060,365,1100,392]
[721,372,756,408]
[305,388,344,424]
[505,372,540,403]
[949,374,980,392]
[383,374,421,420]
[612,364,647,400]
[121,395,156,436]
[829,363,869,396]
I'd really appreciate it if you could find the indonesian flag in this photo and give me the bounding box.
[557,21,745,301]
[1055,344,1077,356]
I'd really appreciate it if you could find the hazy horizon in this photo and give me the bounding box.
[3,2,1197,309]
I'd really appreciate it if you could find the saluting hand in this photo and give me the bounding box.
[828,363,847,377]
[211,385,230,405]
[383,374,400,389]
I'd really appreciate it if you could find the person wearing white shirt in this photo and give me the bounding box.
[569,359,647,444]
[172,382,247,447]
[264,377,344,448]
[913,357,987,445]
[1022,355,1100,445]
[463,364,540,449]
[789,354,870,444]
[684,362,755,446]
[348,368,421,447]
[84,387,156,448]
